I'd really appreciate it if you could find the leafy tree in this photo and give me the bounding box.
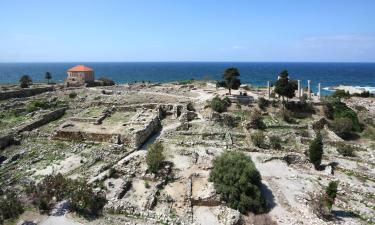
[45,72,52,84]
[209,96,231,113]
[309,133,323,170]
[209,151,266,214]
[19,75,32,88]
[325,181,338,210]
[146,142,165,174]
[274,70,297,101]
[223,67,241,95]
[330,102,362,132]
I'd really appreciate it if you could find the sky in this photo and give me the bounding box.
[0,0,375,62]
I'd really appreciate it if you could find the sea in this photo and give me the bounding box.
[1,62,375,95]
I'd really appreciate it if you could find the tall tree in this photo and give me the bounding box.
[19,75,32,88]
[274,70,297,101]
[45,72,52,84]
[223,67,241,95]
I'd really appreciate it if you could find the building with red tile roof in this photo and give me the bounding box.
[66,65,94,86]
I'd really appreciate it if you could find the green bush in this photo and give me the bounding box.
[325,181,338,210]
[251,131,265,148]
[26,173,106,217]
[247,109,265,130]
[280,108,294,123]
[0,191,24,223]
[146,142,165,174]
[69,92,78,98]
[209,96,231,113]
[209,151,266,214]
[330,102,362,132]
[329,118,353,139]
[336,143,355,157]
[258,97,269,110]
[269,135,282,150]
[331,90,350,99]
[309,134,323,170]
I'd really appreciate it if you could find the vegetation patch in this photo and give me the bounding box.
[209,151,266,214]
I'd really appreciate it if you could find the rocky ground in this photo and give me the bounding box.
[0,81,374,225]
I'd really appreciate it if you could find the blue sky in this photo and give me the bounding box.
[0,0,374,62]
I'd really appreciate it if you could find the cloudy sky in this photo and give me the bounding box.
[0,0,374,62]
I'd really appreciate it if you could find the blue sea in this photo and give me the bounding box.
[0,62,375,95]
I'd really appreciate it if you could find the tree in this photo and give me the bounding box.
[325,181,338,210]
[251,131,265,148]
[246,109,265,130]
[146,142,165,174]
[309,133,323,170]
[223,67,241,95]
[19,75,32,88]
[274,70,297,101]
[209,151,266,214]
[329,118,353,139]
[45,72,52,84]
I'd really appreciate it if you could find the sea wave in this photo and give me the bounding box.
[323,86,375,93]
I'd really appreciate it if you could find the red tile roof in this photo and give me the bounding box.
[67,65,94,72]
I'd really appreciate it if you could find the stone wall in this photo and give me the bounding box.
[17,108,66,133]
[0,86,54,100]
[130,114,161,148]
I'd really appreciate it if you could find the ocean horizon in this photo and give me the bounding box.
[1,62,375,95]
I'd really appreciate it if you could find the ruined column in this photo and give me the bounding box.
[307,80,311,99]
[297,80,301,99]
[318,83,321,100]
[267,81,271,99]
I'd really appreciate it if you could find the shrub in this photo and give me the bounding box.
[331,90,350,99]
[209,96,231,113]
[146,142,165,174]
[351,91,374,98]
[330,102,362,132]
[69,92,78,98]
[336,143,355,157]
[98,77,115,86]
[246,109,265,130]
[269,135,282,150]
[284,101,314,113]
[329,118,353,139]
[309,134,323,170]
[257,97,269,110]
[26,100,57,113]
[325,181,338,210]
[279,108,293,123]
[209,151,266,214]
[251,131,265,148]
[362,126,375,141]
[178,79,194,85]
[19,75,32,88]
[0,190,24,222]
[26,173,106,217]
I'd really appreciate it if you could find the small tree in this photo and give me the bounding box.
[223,67,241,95]
[209,96,231,113]
[274,70,297,102]
[19,75,32,88]
[258,97,269,110]
[146,142,165,174]
[209,151,266,214]
[309,133,323,170]
[325,181,338,211]
[269,135,282,150]
[45,72,52,84]
[247,109,265,130]
[329,118,353,139]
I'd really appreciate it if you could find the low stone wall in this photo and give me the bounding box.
[0,86,54,100]
[17,108,66,133]
[54,130,120,143]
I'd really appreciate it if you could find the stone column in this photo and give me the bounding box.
[297,80,301,99]
[267,81,271,99]
[318,83,321,100]
[307,80,311,99]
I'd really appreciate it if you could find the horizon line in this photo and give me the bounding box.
[1,61,375,64]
